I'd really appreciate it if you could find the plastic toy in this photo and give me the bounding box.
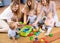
[19,22,23,24]
[40,32,60,43]
[33,29,38,32]
[23,28,29,32]
[40,39,44,42]
[49,34,53,37]
[35,37,38,41]
[34,31,40,36]
[19,25,32,36]
[28,32,34,36]
[24,22,26,24]
[34,32,37,35]
[36,31,40,36]
[30,36,34,41]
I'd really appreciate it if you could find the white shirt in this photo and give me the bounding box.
[45,17,54,27]
[8,29,16,37]
[0,6,14,22]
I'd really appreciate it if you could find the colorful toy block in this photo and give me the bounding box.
[49,34,53,37]
[19,25,32,36]
[30,36,34,41]
[40,32,60,43]
[28,32,34,36]
[19,22,23,24]
[40,39,44,42]
[35,37,38,40]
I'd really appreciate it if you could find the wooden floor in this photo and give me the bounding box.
[0,2,60,43]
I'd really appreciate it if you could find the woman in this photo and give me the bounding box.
[0,1,20,32]
[33,0,59,27]
[21,0,36,23]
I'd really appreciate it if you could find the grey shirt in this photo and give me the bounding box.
[28,15,37,24]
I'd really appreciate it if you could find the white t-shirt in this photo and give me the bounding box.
[45,18,54,27]
[8,29,16,37]
[0,6,14,22]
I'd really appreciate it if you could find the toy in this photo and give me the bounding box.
[49,34,53,37]
[30,36,34,41]
[40,32,60,43]
[34,31,40,36]
[40,39,44,42]
[36,31,40,36]
[35,37,38,41]
[33,29,38,32]
[24,22,26,24]
[28,32,34,36]
[19,22,23,24]
[23,28,29,32]
[34,32,37,35]
[19,25,32,36]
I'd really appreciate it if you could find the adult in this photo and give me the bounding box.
[0,1,20,32]
[21,0,36,23]
[33,0,59,27]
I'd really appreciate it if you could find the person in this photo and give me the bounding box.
[32,0,59,27]
[8,21,20,43]
[0,1,20,32]
[42,12,54,35]
[27,10,38,31]
[21,0,35,23]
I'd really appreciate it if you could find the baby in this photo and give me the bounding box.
[42,12,54,35]
[27,10,39,31]
[8,21,20,43]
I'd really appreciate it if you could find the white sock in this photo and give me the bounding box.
[45,27,52,35]
[42,25,45,30]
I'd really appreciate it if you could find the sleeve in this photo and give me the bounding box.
[7,13,13,23]
[52,1,57,16]
[52,1,58,22]
[7,19,12,23]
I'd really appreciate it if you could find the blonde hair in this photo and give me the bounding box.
[11,0,20,3]
[29,9,35,14]
[10,1,21,20]
[40,0,50,6]
[9,21,15,29]
[26,0,35,11]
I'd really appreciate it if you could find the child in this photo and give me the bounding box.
[42,12,54,35]
[8,21,20,43]
[27,10,38,31]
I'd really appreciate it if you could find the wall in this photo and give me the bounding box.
[3,0,11,6]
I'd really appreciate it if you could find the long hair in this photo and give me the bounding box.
[26,0,35,11]
[40,0,50,6]
[11,0,20,3]
[10,1,21,19]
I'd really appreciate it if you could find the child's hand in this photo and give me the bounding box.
[15,22,19,24]
[16,30,19,33]
[32,23,36,26]
[45,22,49,26]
